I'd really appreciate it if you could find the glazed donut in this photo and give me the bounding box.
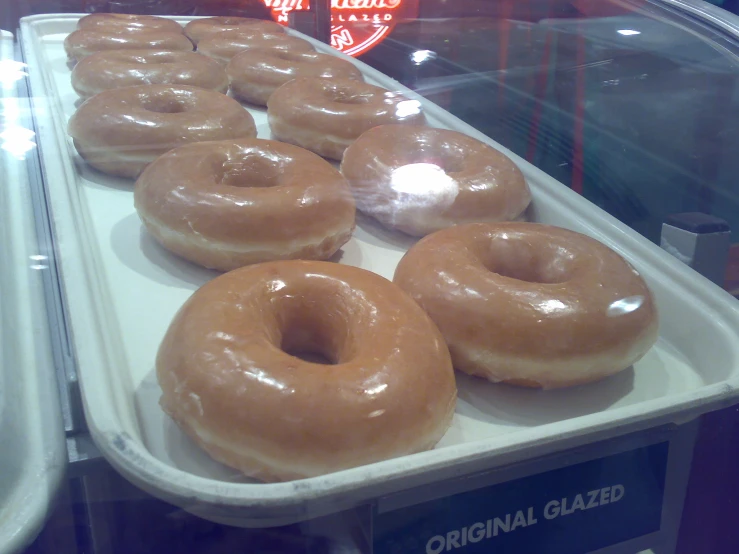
[393,222,659,389]
[197,32,315,64]
[134,139,356,271]
[71,50,228,98]
[227,48,363,106]
[156,260,457,481]
[184,16,285,45]
[77,13,184,34]
[64,29,193,61]
[68,85,257,179]
[341,125,532,236]
[268,77,427,161]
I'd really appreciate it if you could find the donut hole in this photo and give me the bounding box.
[440,157,465,174]
[218,18,248,25]
[141,96,188,114]
[326,86,371,105]
[280,318,340,365]
[401,141,466,175]
[276,288,355,365]
[282,344,335,365]
[216,156,282,188]
[486,260,570,284]
[275,51,311,63]
[438,146,467,173]
[481,240,576,284]
[410,152,465,174]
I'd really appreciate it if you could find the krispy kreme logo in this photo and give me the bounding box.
[264,0,412,57]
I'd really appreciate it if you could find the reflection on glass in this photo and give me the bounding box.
[0,126,36,160]
[0,60,27,87]
[617,29,641,36]
[411,49,437,65]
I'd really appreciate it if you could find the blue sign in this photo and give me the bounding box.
[373,442,668,554]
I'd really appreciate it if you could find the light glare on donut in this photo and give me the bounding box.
[247,368,289,391]
[364,383,389,396]
[341,125,532,237]
[437,271,460,288]
[536,299,572,315]
[267,279,287,293]
[386,163,458,223]
[122,114,155,126]
[390,163,454,195]
[395,99,422,118]
[606,295,644,317]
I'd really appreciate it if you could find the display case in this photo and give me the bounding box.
[1,1,739,553]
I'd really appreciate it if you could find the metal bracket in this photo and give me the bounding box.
[288,0,331,44]
[660,212,731,285]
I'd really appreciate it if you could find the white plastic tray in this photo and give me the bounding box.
[20,14,739,527]
[0,29,67,554]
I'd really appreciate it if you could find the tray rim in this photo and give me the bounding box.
[0,28,68,552]
[18,13,739,522]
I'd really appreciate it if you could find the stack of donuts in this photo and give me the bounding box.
[64,14,659,482]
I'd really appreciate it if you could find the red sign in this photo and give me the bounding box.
[263,0,416,57]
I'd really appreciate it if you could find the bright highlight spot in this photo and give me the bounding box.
[0,125,36,160]
[607,296,644,317]
[390,163,453,195]
[411,50,437,65]
[536,299,571,315]
[395,99,422,119]
[0,60,27,87]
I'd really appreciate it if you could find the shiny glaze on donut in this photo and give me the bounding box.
[268,77,427,160]
[134,139,356,270]
[64,29,193,61]
[77,13,184,34]
[341,125,532,236]
[197,31,315,64]
[68,85,256,178]
[157,260,457,481]
[184,16,285,45]
[71,50,228,98]
[227,48,363,106]
[394,222,659,388]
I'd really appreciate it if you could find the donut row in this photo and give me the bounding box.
[160,222,659,481]
[66,15,533,244]
[61,14,660,483]
[66,13,353,107]
[64,13,285,61]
